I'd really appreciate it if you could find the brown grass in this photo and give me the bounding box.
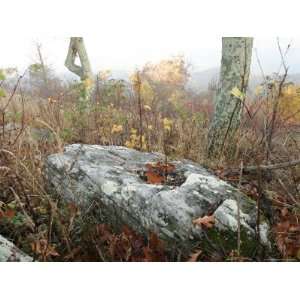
[0,77,299,261]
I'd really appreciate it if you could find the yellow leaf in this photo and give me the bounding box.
[163,118,173,132]
[83,78,93,89]
[111,124,123,134]
[255,85,263,96]
[231,87,244,100]
[125,141,132,148]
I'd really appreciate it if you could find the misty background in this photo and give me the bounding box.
[1,37,300,91]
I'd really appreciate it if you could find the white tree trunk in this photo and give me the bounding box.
[207,37,253,158]
[36,43,50,97]
[65,37,94,101]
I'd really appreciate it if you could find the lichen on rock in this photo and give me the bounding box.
[0,234,33,262]
[45,144,272,257]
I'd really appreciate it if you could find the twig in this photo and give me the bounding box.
[256,166,262,248]
[225,158,300,176]
[9,187,36,232]
[276,178,298,206]
[135,71,143,150]
[237,160,243,256]
[254,48,266,83]
[265,39,291,161]
[1,70,27,113]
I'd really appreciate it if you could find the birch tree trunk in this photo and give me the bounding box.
[207,37,253,158]
[65,37,94,102]
[36,43,49,96]
[36,43,51,98]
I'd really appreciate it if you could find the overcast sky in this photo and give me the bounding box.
[1,1,300,76]
[1,36,299,76]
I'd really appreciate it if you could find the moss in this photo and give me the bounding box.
[202,227,259,259]
[238,193,269,226]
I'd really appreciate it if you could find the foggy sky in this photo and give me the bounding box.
[1,37,299,75]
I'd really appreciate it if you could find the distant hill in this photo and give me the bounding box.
[187,67,219,92]
[59,67,300,93]
[187,67,300,92]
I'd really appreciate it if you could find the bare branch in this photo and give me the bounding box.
[225,158,300,176]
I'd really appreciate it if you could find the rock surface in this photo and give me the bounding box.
[45,144,271,256]
[0,234,33,262]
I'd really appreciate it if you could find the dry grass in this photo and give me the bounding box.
[0,77,300,261]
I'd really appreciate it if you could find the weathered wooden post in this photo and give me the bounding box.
[207,37,253,158]
[65,37,94,102]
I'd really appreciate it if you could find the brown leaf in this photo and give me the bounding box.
[188,249,202,262]
[4,209,15,219]
[149,232,164,250]
[274,218,300,258]
[46,246,60,257]
[193,215,215,228]
[122,225,133,237]
[96,224,113,242]
[281,207,289,217]
[145,170,164,184]
[142,233,166,262]
[31,239,59,258]
[149,162,175,174]
[68,202,79,215]
[63,246,82,261]
[143,246,153,262]
[145,162,176,184]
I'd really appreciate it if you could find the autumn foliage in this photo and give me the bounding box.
[1,54,300,262]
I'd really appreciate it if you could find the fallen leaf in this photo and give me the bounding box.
[193,215,215,229]
[188,249,202,262]
[145,162,176,184]
[281,207,289,217]
[145,171,164,184]
[31,239,60,258]
[4,209,15,219]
